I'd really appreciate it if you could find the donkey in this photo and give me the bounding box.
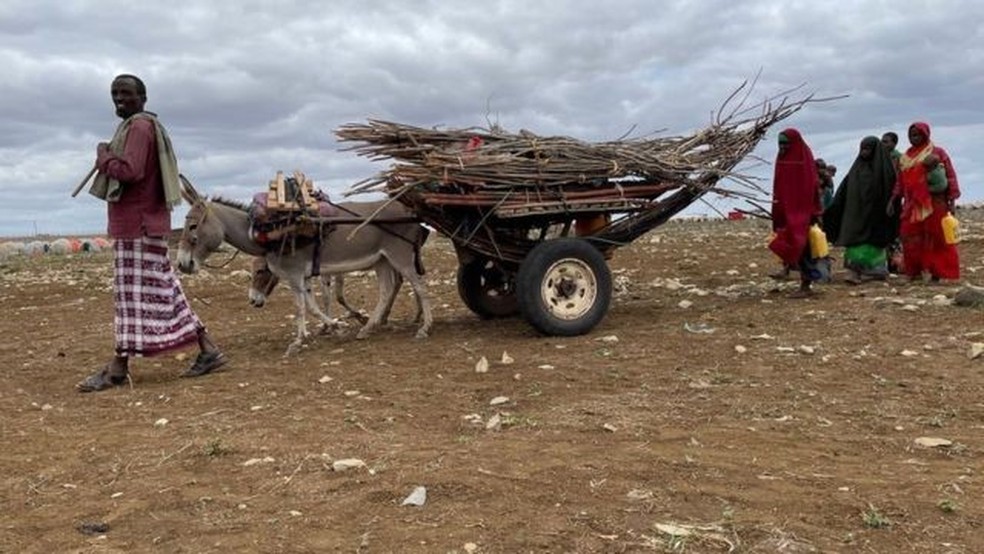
[248,200,427,325]
[249,256,424,327]
[175,179,433,356]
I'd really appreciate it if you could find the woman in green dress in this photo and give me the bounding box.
[823,136,899,284]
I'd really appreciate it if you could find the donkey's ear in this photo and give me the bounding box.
[178,174,200,203]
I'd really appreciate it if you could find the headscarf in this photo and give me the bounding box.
[822,136,898,247]
[769,128,820,265]
[897,122,934,222]
[899,122,934,170]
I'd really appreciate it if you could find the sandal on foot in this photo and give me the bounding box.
[76,368,129,393]
[181,351,228,378]
[787,289,816,299]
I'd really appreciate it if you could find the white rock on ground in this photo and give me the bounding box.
[401,486,427,506]
[331,458,366,471]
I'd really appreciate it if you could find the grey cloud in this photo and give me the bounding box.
[1,0,982,236]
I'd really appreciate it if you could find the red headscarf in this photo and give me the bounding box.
[769,128,820,265]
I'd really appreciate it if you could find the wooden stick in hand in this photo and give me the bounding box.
[71,166,98,197]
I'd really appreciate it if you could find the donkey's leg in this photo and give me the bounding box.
[379,269,402,325]
[297,277,344,335]
[386,255,433,339]
[333,274,369,324]
[285,279,310,357]
[355,263,398,340]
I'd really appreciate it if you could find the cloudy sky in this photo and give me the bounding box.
[1,0,981,237]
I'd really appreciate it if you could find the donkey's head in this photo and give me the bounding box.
[248,256,279,307]
[176,175,225,274]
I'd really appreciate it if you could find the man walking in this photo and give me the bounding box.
[77,74,227,392]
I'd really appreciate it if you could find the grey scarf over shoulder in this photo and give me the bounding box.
[89,112,182,209]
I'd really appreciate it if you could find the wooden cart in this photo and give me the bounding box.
[336,88,819,336]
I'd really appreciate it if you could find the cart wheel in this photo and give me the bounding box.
[456,258,520,319]
[516,238,612,336]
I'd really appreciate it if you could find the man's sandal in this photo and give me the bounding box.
[181,351,228,378]
[76,368,129,393]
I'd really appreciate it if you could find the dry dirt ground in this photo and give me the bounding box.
[2,211,983,554]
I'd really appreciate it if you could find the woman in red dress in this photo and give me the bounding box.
[769,128,826,297]
[893,122,960,282]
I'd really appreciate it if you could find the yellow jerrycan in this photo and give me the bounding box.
[808,224,829,258]
[941,212,960,245]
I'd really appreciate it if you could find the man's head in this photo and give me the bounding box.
[827,164,837,177]
[881,132,898,151]
[111,74,146,119]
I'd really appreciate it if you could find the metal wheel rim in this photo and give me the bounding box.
[539,257,598,320]
[479,263,512,298]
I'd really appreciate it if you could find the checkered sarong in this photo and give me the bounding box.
[113,237,203,356]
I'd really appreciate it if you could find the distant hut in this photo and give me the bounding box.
[49,238,72,255]
[0,242,22,260]
[25,241,45,256]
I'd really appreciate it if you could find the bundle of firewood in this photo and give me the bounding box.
[334,83,828,263]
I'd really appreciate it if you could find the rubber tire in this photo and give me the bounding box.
[516,238,612,336]
[456,259,520,319]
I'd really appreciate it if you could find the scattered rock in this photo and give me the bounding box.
[969,343,984,360]
[797,345,815,355]
[401,486,427,506]
[475,356,489,373]
[931,294,951,307]
[596,334,619,343]
[751,333,775,341]
[664,279,684,291]
[318,375,333,384]
[154,418,168,427]
[953,285,984,308]
[331,458,366,472]
[77,522,110,536]
[243,456,275,467]
[500,351,514,364]
[489,396,510,406]
[654,523,693,537]
[678,300,694,309]
[464,543,479,554]
[602,423,618,433]
[485,413,502,431]
[914,437,952,448]
[900,350,920,357]
[734,345,747,354]
[683,322,715,334]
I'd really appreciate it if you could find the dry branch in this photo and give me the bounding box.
[335,83,832,263]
